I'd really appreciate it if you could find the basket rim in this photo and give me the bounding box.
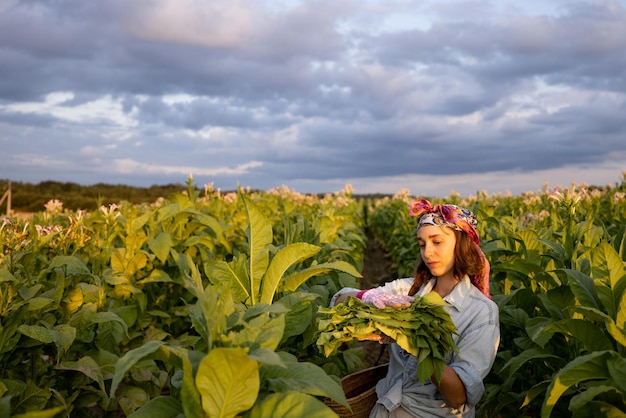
[325,363,389,414]
[340,363,388,394]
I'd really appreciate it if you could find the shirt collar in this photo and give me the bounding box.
[422,275,472,312]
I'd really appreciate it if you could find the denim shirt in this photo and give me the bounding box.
[333,276,500,418]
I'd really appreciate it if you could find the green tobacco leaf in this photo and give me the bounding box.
[276,292,319,341]
[58,356,106,393]
[53,323,76,353]
[617,291,626,337]
[181,350,204,418]
[539,318,613,352]
[591,241,626,292]
[170,250,203,297]
[571,401,626,418]
[242,194,272,305]
[62,286,83,315]
[607,354,626,391]
[153,201,181,222]
[92,311,129,337]
[183,209,223,235]
[516,229,543,252]
[127,396,184,418]
[118,386,153,417]
[537,238,567,264]
[496,259,543,276]
[111,248,149,278]
[11,406,66,418]
[12,382,50,414]
[137,269,173,285]
[196,347,259,418]
[521,380,551,408]
[248,391,339,418]
[25,297,54,311]
[248,347,285,367]
[206,256,251,303]
[0,268,15,282]
[558,269,602,310]
[147,232,173,264]
[282,261,362,293]
[542,350,621,417]
[231,312,285,351]
[130,212,152,235]
[499,348,561,380]
[568,385,625,413]
[262,351,348,407]
[260,242,320,304]
[46,255,91,276]
[571,306,626,349]
[538,285,575,320]
[525,317,554,348]
[18,324,76,355]
[19,284,43,301]
[163,346,204,418]
[18,324,57,343]
[110,340,164,397]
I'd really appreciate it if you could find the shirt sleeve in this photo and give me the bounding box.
[378,277,414,295]
[449,298,500,407]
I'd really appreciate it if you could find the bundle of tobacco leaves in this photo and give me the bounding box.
[316,291,458,383]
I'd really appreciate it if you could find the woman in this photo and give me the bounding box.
[331,199,500,418]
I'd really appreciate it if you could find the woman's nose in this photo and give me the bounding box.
[422,243,433,259]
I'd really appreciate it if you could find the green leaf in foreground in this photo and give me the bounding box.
[196,347,259,418]
[541,350,626,417]
[262,351,348,407]
[248,391,339,418]
[127,396,184,418]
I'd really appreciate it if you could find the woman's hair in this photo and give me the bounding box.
[408,229,484,297]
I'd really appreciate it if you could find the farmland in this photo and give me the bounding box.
[1,176,625,417]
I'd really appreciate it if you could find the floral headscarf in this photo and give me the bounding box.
[409,198,491,298]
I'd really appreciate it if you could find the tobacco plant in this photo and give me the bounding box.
[0,184,364,417]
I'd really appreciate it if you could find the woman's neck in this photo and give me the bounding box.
[433,275,459,298]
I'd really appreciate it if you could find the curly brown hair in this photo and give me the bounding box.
[408,229,485,297]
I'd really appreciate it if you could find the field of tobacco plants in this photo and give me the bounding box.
[1,175,625,417]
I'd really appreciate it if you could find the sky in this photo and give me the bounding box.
[1,0,625,197]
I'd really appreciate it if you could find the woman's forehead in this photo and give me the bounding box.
[417,225,455,239]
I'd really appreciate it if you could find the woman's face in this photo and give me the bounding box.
[417,225,457,280]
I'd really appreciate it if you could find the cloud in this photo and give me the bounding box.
[113,158,264,177]
[0,0,625,196]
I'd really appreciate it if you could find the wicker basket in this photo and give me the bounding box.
[325,363,389,418]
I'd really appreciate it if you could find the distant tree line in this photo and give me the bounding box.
[0,180,190,213]
[3,174,623,215]
[0,180,391,214]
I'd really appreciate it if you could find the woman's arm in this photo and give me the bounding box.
[431,366,467,410]
[440,297,500,409]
